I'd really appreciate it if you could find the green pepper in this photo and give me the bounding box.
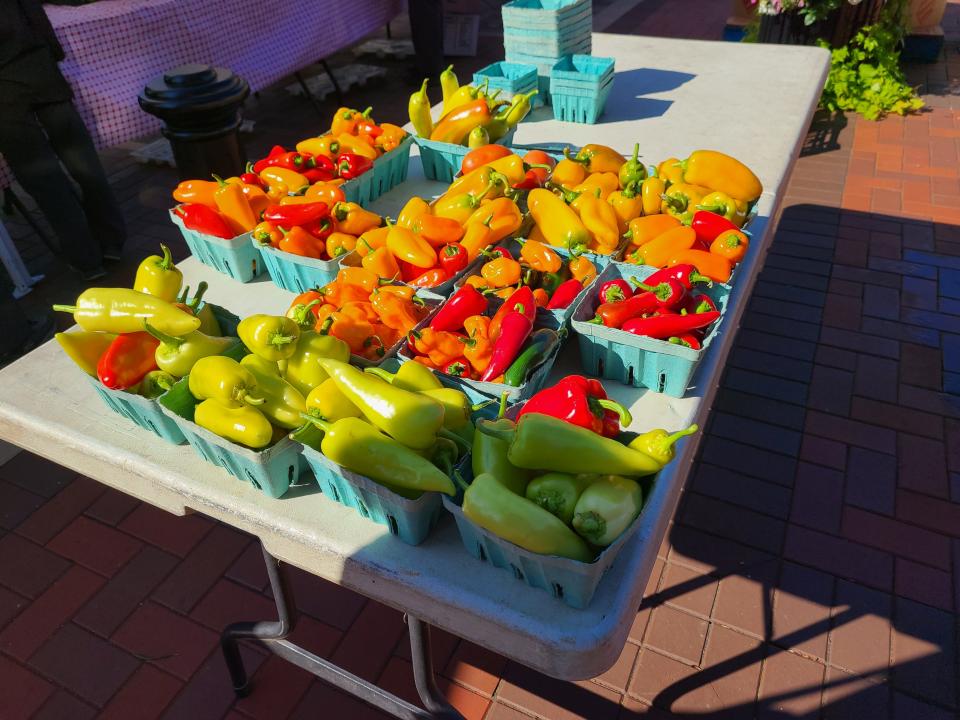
[137,370,176,399]
[240,355,306,430]
[572,475,643,546]
[144,322,237,378]
[503,329,558,387]
[188,355,264,407]
[471,394,528,495]
[477,413,661,477]
[305,378,361,421]
[462,473,593,562]
[282,331,351,396]
[319,358,445,450]
[364,362,442,392]
[618,143,647,189]
[629,424,697,468]
[195,398,272,449]
[238,314,300,362]
[302,416,455,495]
[134,244,182,303]
[427,436,460,476]
[524,472,595,525]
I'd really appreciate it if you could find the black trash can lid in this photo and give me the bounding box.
[139,63,249,114]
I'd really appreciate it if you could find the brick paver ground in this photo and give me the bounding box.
[2,3,960,718]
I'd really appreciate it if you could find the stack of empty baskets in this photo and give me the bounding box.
[502,0,593,104]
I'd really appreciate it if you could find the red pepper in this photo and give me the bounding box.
[408,267,450,288]
[97,332,160,390]
[512,168,548,190]
[336,153,374,180]
[641,264,713,291]
[489,286,536,340]
[252,145,287,173]
[439,243,469,276]
[303,217,334,241]
[592,291,659,328]
[430,285,488,332]
[263,201,329,227]
[356,117,383,138]
[669,334,702,350]
[518,375,632,436]
[483,246,513,261]
[690,210,739,243]
[240,165,265,188]
[303,167,335,184]
[311,155,336,173]
[632,278,687,310]
[270,151,311,171]
[174,204,234,239]
[622,310,721,339]
[480,307,533,382]
[442,358,472,378]
[546,278,582,310]
[398,259,425,283]
[681,292,717,315]
[598,278,633,304]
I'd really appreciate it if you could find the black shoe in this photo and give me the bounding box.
[102,245,124,262]
[80,266,107,282]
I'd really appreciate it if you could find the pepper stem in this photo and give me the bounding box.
[471,399,496,412]
[241,392,265,406]
[299,413,333,433]
[190,281,210,310]
[52,304,77,314]
[143,321,184,347]
[159,244,174,271]
[270,334,296,347]
[661,424,698,450]
[452,470,470,493]
[363,367,396,383]
[596,399,632,428]
[497,391,509,418]
[475,420,514,443]
[438,428,471,453]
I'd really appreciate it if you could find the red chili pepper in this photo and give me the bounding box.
[240,165,265,188]
[439,243,469,276]
[430,285,488,332]
[303,167,335,184]
[518,375,632,436]
[640,264,713,291]
[174,204,234,239]
[311,154,336,172]
[336,153,374,180]
[622,310,721,339]
[263,201,329,227]
[408,267,450,288]
[598,278,633,304]
[97,332,160,390]
[546,278,583,310]
[483,246,513,261]
[480,307,533,382]
[489,286,536,340]
[270,151,311,171]
[592,291,659,328]
[252,145,287,173]
[442,358,472,378]
[690,210,739,243]
[303,217,334,241]
[632,278,687,310]
[669,334,702,350]
[681,292,717,315]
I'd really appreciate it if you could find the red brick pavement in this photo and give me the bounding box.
[3,6,960,720]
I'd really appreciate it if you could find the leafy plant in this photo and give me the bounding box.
[817,0,923,120]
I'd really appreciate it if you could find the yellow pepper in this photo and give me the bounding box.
[551,158,587,188]
[213,177,257,235]
[55,331,116,377]
[356,226,390,257]
[656,157,685,186]
[332,202,382,236]
[397,196,431,229]
[577,194,621,252]
[362,245,401,279]
[459,221,495,261]
[266,180,288,203]
[698,191,748,227]
[566,144,626,174]
[464,197,522,244]
[434,188,491,225]
[386,225,437,268]
[296,134,341,158]
[640,176,665,216]
[337,133,378,160]
[408,79,434,139]
[519,239,561,273]
[306,378,362,421]
[568,255,597,285]
[528,188,590,254]
[575,172,619,200]
[681,150,762,202]
[484,154,526,186]
[326,232,357,258]
[661,183,710,221]
[330,106,364,136]
[441,165,502,203]
[607,186,644,233]
[260,166,308,193]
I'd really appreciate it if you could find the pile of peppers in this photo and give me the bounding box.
[285,268,430,361]
[460,387,698,561]
[171,106,407,260]
[53,246,237,399]
[590,265,721,349]
[462,239,597,310]
[408,65,535,147]
[403,284,559,385]
[296,359,487,497]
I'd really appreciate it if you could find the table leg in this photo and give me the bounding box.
[220,542,465,720]
[320,60,345,105]
[293,71,328,123]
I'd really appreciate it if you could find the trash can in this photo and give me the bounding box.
[138,64,250,180]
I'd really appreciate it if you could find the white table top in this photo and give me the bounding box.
[0,34,829,679]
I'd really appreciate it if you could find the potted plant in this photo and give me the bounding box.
[753,0,886,47]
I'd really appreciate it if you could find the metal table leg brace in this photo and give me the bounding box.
[221,543,465,720]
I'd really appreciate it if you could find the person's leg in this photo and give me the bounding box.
[0,104,104,273]
[408,0,446,79]
[0,268,32,360]
[35,100,126,259]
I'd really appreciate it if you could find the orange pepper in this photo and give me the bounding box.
[710,229,749,264]
[362,245,400,280]
[375,123,407,153]
[412,214,464,247]
[551,158,587,188]
[411,328,466,367]
[375,324,401,352]
[313,303,337,330]
[265,180,288,203]
[668,249,732,283]
[568,255,597,285]
[625,215,681,248]
[339,301,379,323]
[373,284,417,301]
[253,221,281,247]
[412,355,439,370]
[397,197,431,229]
[326,232,357,258]
[519,239,561,273]
[480,256,521,288]
[464,275,490,290]
[279,226,324,258]
[460,221,495,261]
[336,266,380,293]
[371,290,421,332]
[386,225,437,268]
[330,106,364,136]
[337,133,378,159]
[532,288,550,307]
[492,287,516,299]
[172,179,218,208]
[214,178,257,235]
[466,197,522,244]
[633,226,697,267]
[225,179,269,217]
[324,311,375,355]
[296,134,339,158]
[576,172,619,200]
[407,267,449,289]
[304,182,346,206]
[333,202,382,236]
[462,315,492,373]
[321,281,369,307]
[356,226,390,257]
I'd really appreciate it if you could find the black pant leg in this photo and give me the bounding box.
[0,103,103,271]
[409,0,446,79]
[35,100,126,254]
